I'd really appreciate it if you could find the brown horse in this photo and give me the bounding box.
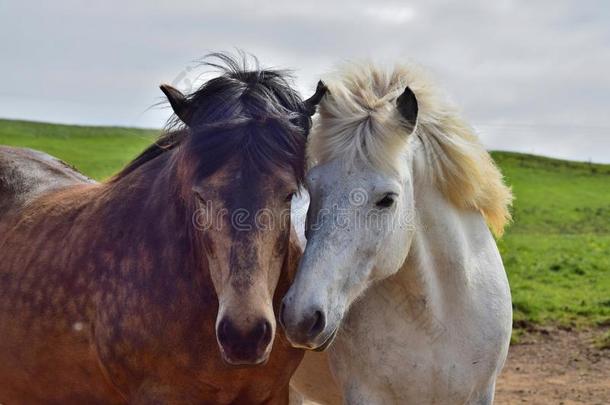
[0,54,326,404]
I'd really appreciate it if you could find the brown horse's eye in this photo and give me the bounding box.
[194,190,206,204]
[285,192,295,203]
[376,193,396,208]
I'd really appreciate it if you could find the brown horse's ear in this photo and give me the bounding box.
[396,86,418,131]
[160,84,192,125]
[304,80,329,116]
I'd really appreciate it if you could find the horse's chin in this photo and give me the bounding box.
[286,326,339,351]
[312,328,338,352]
[219,349,271,367]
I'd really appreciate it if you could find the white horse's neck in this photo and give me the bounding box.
[388,137,503,340]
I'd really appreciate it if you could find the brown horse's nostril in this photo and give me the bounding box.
[252,319,273,348]
[217,318,236,348]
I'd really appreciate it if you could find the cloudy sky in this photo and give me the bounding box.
[1,0,609,162]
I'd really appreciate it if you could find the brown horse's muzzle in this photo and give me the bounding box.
[216,315,274,365]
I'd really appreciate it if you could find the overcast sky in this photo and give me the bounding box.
[1,0,609,162]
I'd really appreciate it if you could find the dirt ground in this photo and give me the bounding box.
[495,328,610,404]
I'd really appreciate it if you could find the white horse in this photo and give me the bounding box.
[283,63,513,404]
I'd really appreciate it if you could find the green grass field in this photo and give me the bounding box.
[1,119,609,330]
[492,152,610,329]
[0,119,158,180]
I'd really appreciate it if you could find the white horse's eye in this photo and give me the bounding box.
[376,193,396,208]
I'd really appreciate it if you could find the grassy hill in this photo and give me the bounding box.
[0,119,158,179]
[491,153,610,330]
[1,118,609,331]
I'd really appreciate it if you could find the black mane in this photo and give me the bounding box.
[114,52,310,183]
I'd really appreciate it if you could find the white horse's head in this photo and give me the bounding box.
[281,63,512,350]
[280,66,420,349]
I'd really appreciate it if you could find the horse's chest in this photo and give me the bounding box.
[329,291,503,403]
[332,334,485,404]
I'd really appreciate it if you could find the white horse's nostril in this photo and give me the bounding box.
[305,308,326,339]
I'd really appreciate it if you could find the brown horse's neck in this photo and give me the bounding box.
[92,148,203,279]
[104,149,183,223]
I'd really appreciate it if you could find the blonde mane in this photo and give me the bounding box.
[308,63,512,236]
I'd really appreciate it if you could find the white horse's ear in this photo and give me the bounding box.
[396,86,418,131]
[160,84,192,126]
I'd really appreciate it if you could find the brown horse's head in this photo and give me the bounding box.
[151,54,324,365]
